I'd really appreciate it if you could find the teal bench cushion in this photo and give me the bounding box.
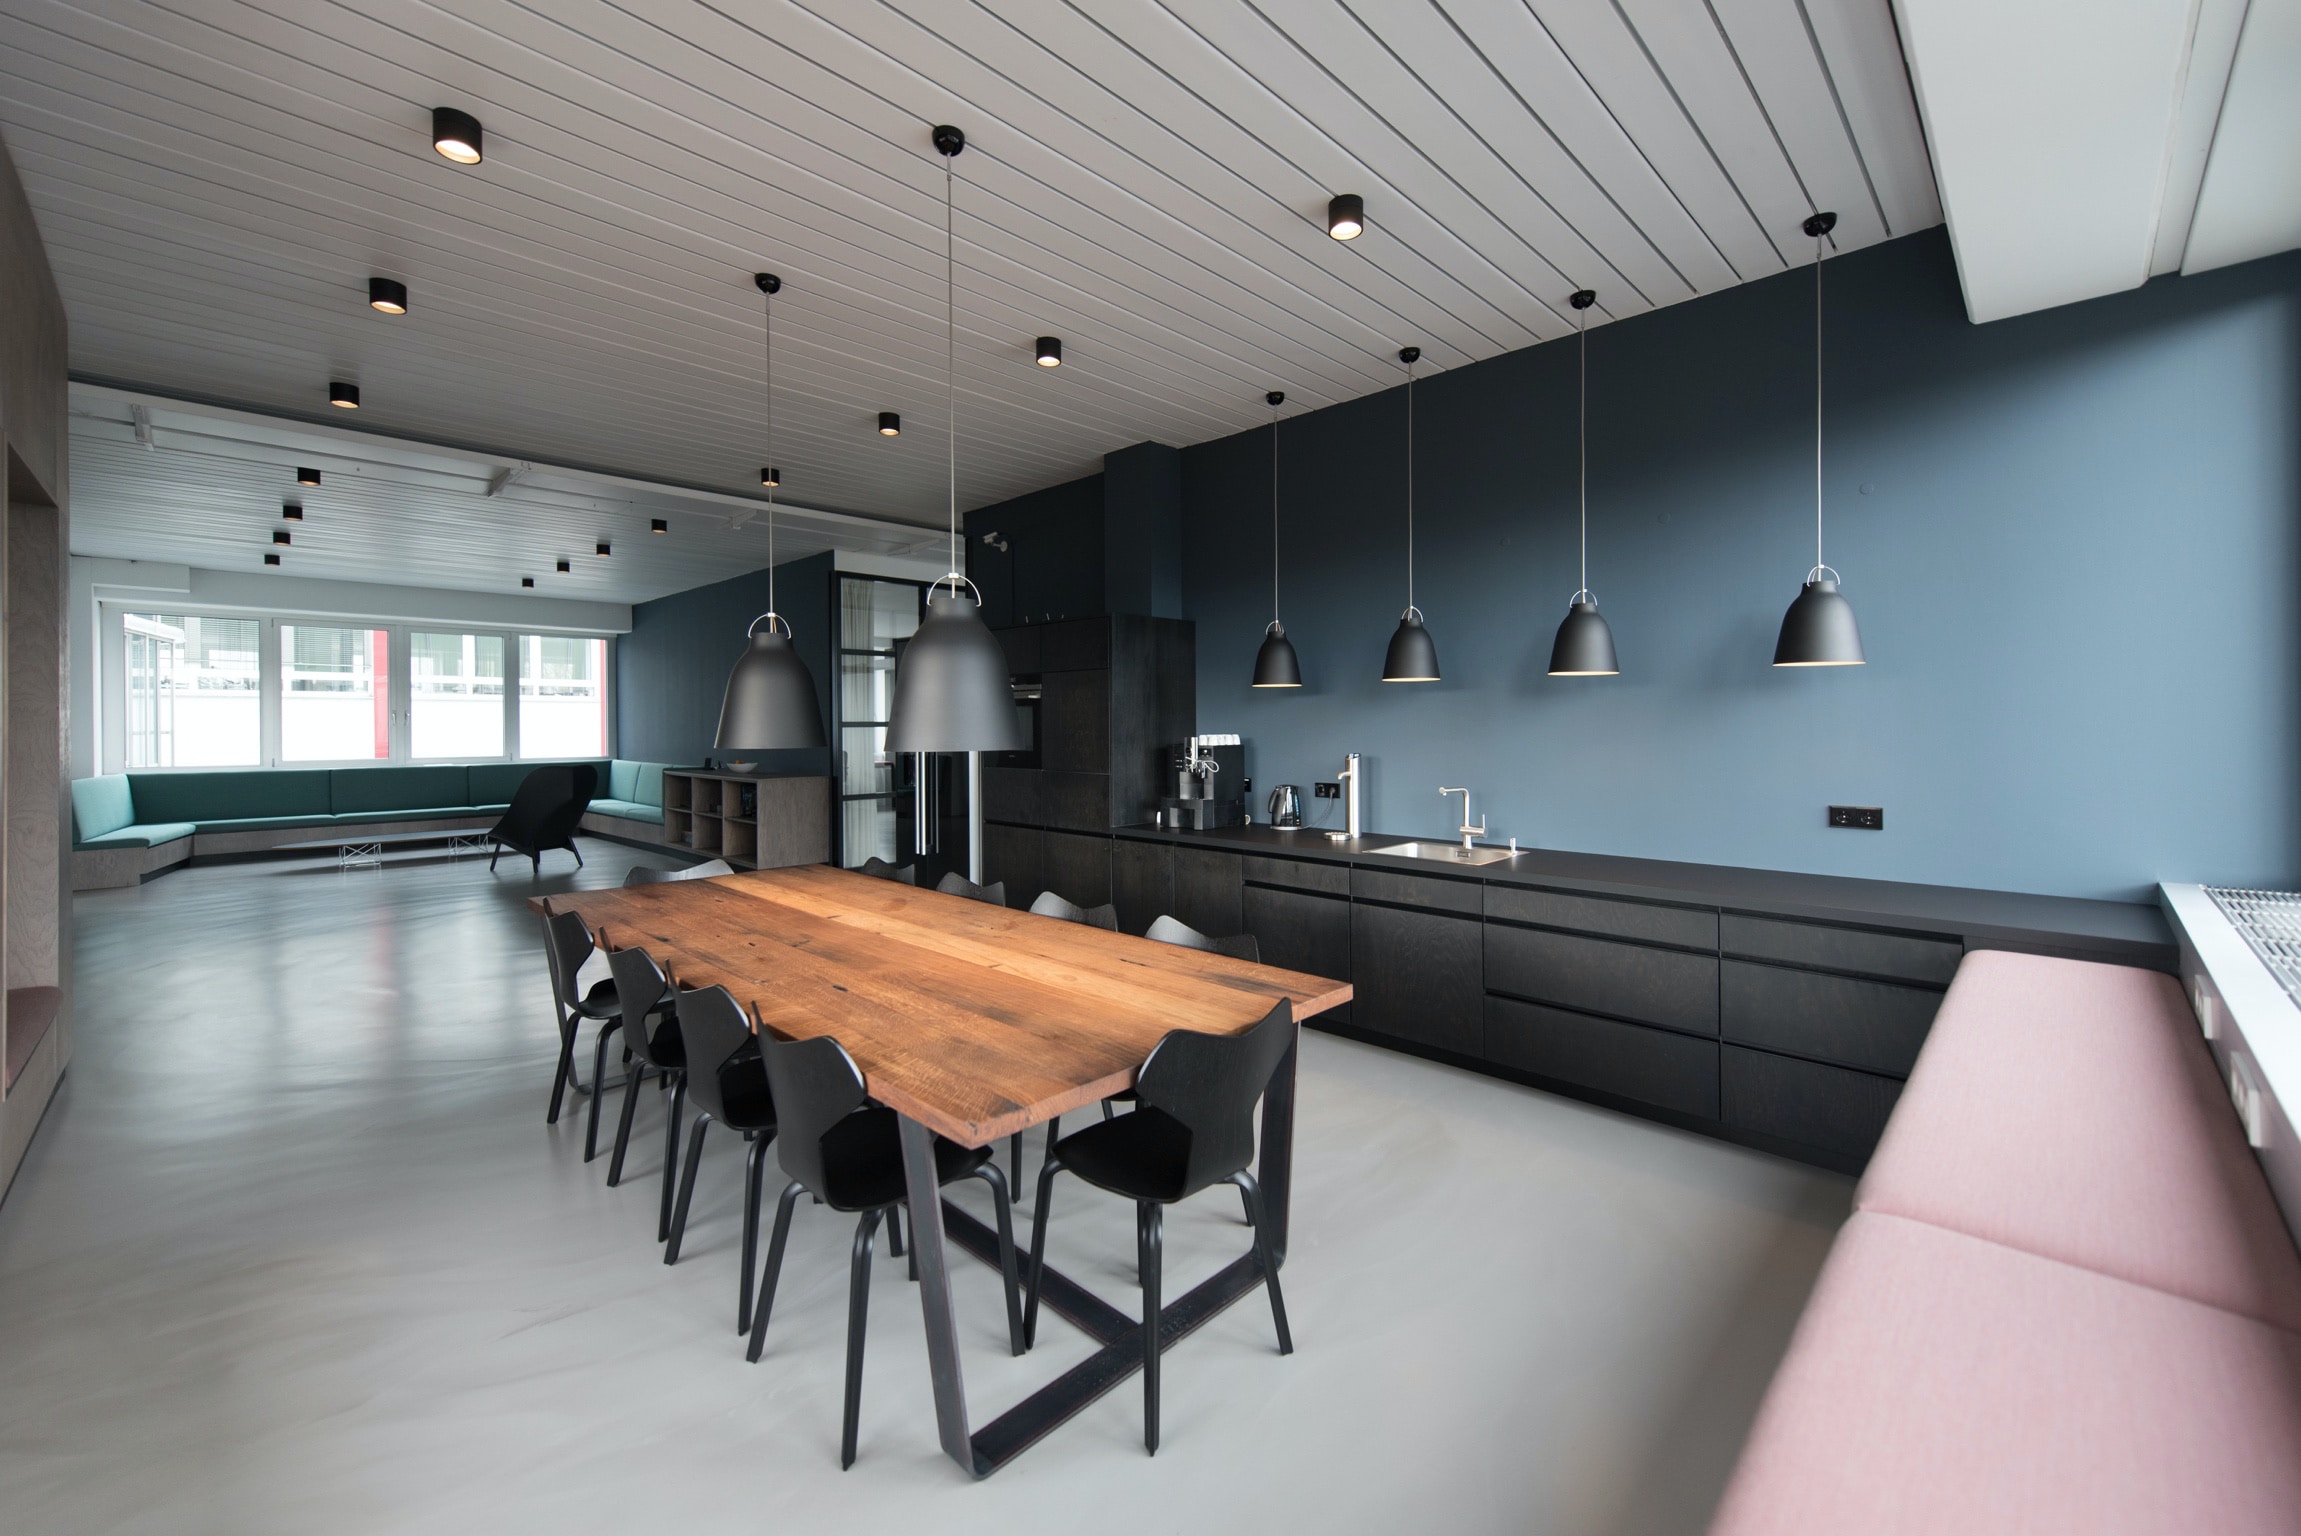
[468,760,607,805]
[633,761,666,809]
[130,769,331,824]
[71,775,136,843]
[330,766,471,816]
[589,798,661,824]
[188,814,340,834]
[79,821,196,850]
[327,806,490,826]
[609,759,638,802]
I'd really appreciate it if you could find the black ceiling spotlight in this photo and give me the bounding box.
[1382,347,1439,683]
[1774,211,1865,669]
[282,502,303,521]
[1253,390,1302,689]
[1549,290,1620,677]
[878,411,901,436]
[556,558,571,573]
[1036,336,1062,367]
[650,518,668,534]
[329,381,359,409]
[273,528,291,545]
[595,540,611,557]
[368,277,408,315]
[521,576,534,588]
[432,106,482,164]
[264,552,281,566]
[760,466,780,487]
[296,466,321,487]
[1328,193,1365,240]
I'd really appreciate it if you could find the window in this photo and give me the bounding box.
[280,625,389,762]
[519,635,608,758]
[123,613,260,767]
[411,632,505,759]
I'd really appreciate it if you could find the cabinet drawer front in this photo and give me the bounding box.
[1351,866,1484,916]
[1350,903,1483,1056]
[1111,837,1173,936]
[1242,883,1349,982]
[980,766,1042,826]
[1040,831,1111,910]
[1040,671,1109,773]
[1242,853,1350,895]
[981,824,1043,909]
[1720,914,1961,985]
[1485,996,1719,1119]
[1484,923,1719,1035]
[1720,960,1940,1077]
[1041,772,1110,833]
[1485,885,1717,951]
[1041,618,1109,671]
[1173,847,1243,937]
[1722,1045,1902,1165]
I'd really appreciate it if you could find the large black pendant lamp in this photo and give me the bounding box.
[1549,289,1620,676]
[715,271,827,752]
[1773,212,1866,668]
[885,126,1027,755]
[1252,389,1303,688]
[1382,346,1440,682]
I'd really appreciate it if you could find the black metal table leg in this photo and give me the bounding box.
[1258,1024,1299,1261]
[897,1115,983,1478]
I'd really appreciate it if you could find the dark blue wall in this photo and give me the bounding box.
[1183,229,2301,903]
[616,550,833,775]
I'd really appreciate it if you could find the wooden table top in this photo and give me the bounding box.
[532,864,1351,1146]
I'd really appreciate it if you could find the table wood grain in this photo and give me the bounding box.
[533,864,1351,1146]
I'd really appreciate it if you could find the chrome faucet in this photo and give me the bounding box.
[1440,786,1486,850]
[1327,753,1362,842]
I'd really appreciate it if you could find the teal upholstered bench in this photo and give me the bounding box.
[579,760,675,845]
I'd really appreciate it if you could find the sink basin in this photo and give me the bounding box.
[1379,841,1518,867]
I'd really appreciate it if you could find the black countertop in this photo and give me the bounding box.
[1113,822,2175,972]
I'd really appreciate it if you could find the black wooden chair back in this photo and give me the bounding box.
[1144,913,1261,964]
[603,943,679,1069]
[757,1031,873,1204]
[858,857,916,884]
[937,871,1005,907]
[1133,1000,1295,1200]
[540,908,597,1015]
[624,858,734,886]
[674,985,765,1127]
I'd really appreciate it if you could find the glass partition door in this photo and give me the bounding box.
[834,576,924,867]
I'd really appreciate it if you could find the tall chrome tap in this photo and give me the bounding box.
[1327,752,1361,842]
[1440,786,1487,850]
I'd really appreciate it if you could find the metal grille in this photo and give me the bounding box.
[2207,887,2301,1008]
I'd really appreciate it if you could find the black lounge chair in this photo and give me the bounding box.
[489,763,597,874]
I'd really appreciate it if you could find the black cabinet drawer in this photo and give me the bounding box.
[981,823,1043,910]
[1041,618,1109,672]
[1111,837,1172,936]
[1040,831,1111,910]
[1485,996,1720,1120]
[1721,914,1962,985]
[1722,1045,1902,1164]
[1243,884,1349,1029]
[1484,923,1719,1036]
[980,766,1042,826]
[1351,902,1482,1056]
[1041,771,1110,833]
[1485,885,1718,951]
[1352,866,1483,916]
[1242,854,1350,896]
[1173,846,1243,938]
[1040,671,1109,774]
[994,625,1042,674]
[1720,960,1940,1077]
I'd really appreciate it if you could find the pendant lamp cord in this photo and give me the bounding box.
[763,284,775,617]
[1814,224,1824,573]
[1578,299,1588,594]
[1270,397,1281,624]
[947,151,958,579]
[1405,352,1415,613]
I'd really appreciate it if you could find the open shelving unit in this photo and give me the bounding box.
[660,769,829,870]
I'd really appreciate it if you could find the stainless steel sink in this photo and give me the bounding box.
[1379,840,1518,867]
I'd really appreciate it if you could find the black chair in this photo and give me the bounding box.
[624,858,734,885]
[1025,1000,1297,1454]
[936,871,1005,906]
[745,1029,1025,1468]
[539,904,620,1129]
[1145,913,1262,963]
[1029,889,1119,931]
[489,764,597,874]
[602,943,688,1242]
[663,985,779,1333]
[857,857,917,884]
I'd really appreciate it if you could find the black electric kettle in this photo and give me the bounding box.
[1268,784,1303,827]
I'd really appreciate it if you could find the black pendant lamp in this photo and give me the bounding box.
[1549,290,1620,676]
[1382,347,1440,682]
[886,126,1027,755]
[1252,390,1303,688]
[1773,213,1865,668]
[715,271,826,752]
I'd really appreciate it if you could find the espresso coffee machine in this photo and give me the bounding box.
[1160,734,1244,830]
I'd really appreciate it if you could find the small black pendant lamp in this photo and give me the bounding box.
[1382,346,1440,682]
[716,271,827,752]
[1549,290,1620,676]
[1252,390,1303,688]
[1773,212,1866,668]
[886,126,1027,755]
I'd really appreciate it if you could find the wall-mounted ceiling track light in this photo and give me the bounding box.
[296,466,321,487]
[595,540,611,557]
[1253,389,1302,689]
[282,502,303,521]
[556,558,571,573]
[328,381,359,409]
[1549,290,1620,678]
[1036,336,1062,367]
[878,411,901,436]
[432,107,483,164]
[264,553,281,566]
[368,277,408,314]
[1328,193,1364,240]
[650,518,668,534]
[273,529,291,546]
[1383,347,1440,683]
[1773,212,1865,669]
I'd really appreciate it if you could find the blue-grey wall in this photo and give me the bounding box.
[1183,229,2301,903]
[616,550,833,775]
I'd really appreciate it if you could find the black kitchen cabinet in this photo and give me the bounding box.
[1041,771,1110,833]
[981,823,1043,909]
[1351,901,1483,1056]
[1242,882,1349,1029]
[1111,837,1172,935]
[1721,913,1962,986]
[1173,846,1243,938]
[1720,960,1942,1077]
[1040,670,1110,773]
[1040,830,1111,911]
[1484,922,1719,1037]
[1721,1044,1903,1168]
[1484,995,1720,1119]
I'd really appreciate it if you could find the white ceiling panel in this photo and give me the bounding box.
[2183,0,2301,276]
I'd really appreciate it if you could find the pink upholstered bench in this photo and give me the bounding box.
[1710,951,2301,1534]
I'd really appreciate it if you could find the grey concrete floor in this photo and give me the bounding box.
[0,840,1848,1535]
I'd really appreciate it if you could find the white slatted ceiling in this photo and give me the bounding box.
[3,0,1937,570]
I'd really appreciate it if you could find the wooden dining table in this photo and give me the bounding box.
[533,863,1351,1476]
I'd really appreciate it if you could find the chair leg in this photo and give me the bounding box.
[739,1134,771,1335]
[572,841,584,869]
[1024,1155,1064,1348]
[489,844,500,871]
[972,1163,1027,1356]
[885,1202,903,1258]
[1101,1099,1116,1123]
[1009,1131,1023,1189]
[606,1060,647,1186]
[746,1181,805,1363]
[842,1208,882,1470]
[1231,1170,1293,1355]
[584,1021,621,1162]
[547,1016,578,1124]
[658,1073,687,1242]
[1140,1201,1163,1456]
[665,1113,710,1264]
